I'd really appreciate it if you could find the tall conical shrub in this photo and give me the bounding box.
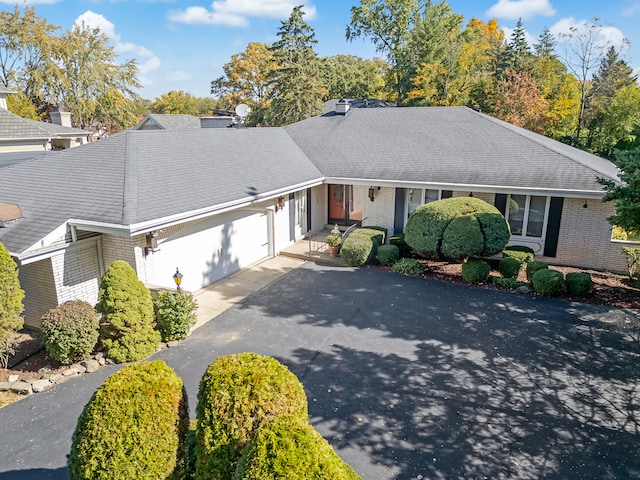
[96,260,160,363]
[0,241,24,367]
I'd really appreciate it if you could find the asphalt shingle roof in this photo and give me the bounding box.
[135,114,201,130]
[285,106,620,193]
[0,109,89,141]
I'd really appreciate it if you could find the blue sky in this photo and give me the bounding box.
[5,0,640,101]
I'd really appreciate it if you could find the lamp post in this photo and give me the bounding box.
[173,268,183,291]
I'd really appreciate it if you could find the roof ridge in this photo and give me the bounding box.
[465,107,620,182]
[122,132,138,225]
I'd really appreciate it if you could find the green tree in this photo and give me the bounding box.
[0,242,24,368]
[151,90,200,115]
[598,147,640,235]
[499,18,533,74]
[262,6,323,126]
[6,91,41,120]
[494,70,549,133]
[320,55,387,101]
[347,0,422,104]
[47,22,141,131]
[96,260,160,363]
[210,42,277,113]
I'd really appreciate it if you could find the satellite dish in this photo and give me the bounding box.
[235,103,251,118]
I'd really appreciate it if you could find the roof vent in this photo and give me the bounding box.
[335,99,350,115]
[0,202,23,227]
[200,116,234,128]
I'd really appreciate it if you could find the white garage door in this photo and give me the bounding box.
[153,210,270,292]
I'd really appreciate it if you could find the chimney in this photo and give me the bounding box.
[50,110,72,128]
[0,88,16,110]
[200,116,234,128]
[335,99,350,115]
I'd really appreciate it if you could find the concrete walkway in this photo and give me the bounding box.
[192,255,305,330]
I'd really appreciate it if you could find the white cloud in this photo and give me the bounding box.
[486,0,556,21]
[167,0,317,27]
[75,11,118,40]
[623,3,640,17]
[551,17,629,53]
[167,70,192,82]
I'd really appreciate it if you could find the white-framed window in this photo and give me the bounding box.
[407,188,443,219]
[506,194,549,239]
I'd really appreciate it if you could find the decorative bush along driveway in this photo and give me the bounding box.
[1,262,640,479]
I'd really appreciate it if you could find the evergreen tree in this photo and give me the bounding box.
[598,147,640,235]
[499,18,532,74]
[262,5,323,126]
[96,260,160,363]
[0,242,24,367]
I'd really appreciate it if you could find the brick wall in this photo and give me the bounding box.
[362,186,396,237]
[52,243,101,307]
[101,235,137,270]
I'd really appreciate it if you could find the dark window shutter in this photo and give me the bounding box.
[289,193,295,241]
[306,188,312,233]
[543,197,563,257]
[494,194,507,215]
[394,188,406,233]
[441,190,453,199]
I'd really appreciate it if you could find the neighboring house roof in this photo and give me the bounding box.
[322,98,395,114]
[134,114,201,130]
[0,108,90,142]
[0,128,323,257]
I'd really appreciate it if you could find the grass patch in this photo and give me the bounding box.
[0,391,25,408]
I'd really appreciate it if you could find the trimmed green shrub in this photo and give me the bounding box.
[96,260,160,363]
[503,245,535,263]
[0,241,24,368]
[233,416,361,480]
[40,301,99,365]
[341,228,384,267]
[390,233,411,257]
[405,197,509,260]
[155,290,199,342]
[492,277,528,290]
[441,214,484,261]
[68,360,189,480]
[498,257,522,279]
[532,269,565,296]
[476,212,512,255]
[462,259,491,284]
[565,272,592,297]
[526,261,548,282]
[196,353,308,480]
[391,258,425,276]
[376,244,400,266]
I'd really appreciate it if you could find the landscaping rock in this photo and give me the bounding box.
[516,285,533,295]
[38,365,52,375]
[81,359,101,373]
[30,379,52,393]
[62,367,81,376]
[167,340,180,348]
[0,381,32,395]
[47,374,65,384]
[8,374,19,383]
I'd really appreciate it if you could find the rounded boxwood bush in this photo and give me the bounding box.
[532,269,564,296]
[462,259,491,284]
[196,353,308,480]
[441,214,484,261]
[389,233,411,257]
[503,245,535,263]
[405,197,509,260]
[155,290,199,342]
[96,260,161,363]
[233,416,361,480]
[391,258,425,276]
[341,228,385,267]
[566,272,592,297]
[498,257,522,279]
[68,360,189,480]
[526,261,548,282]
[376,244,400,266]
[40,300,99,365]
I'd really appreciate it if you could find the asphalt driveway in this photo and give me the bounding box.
[1,262,640,479]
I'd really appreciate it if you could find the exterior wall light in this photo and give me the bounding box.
[368,186,376,202]
[173,268,183,291]
[144,231,159,256]
[276,196,285,211]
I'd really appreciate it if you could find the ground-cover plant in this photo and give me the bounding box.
[462,259,491,284]
[405,197,510,260]
[233,415,362,480]
[0,241,24,368]
[532,269,565,296]
[40,300,99,365]
[68,360,189,480]
[492,277,529,290]
[526,261,548,282]
[96,260,160,363]
[341,228,385,267]
[155,290,199,342]
[622,247,640,280]
[565,272,592,297]
[499,257,522,279]
[391,258,425,276]
[389,233,411,257]
[376,244,399,266]
[502,245,535,263]
[195,353,308,480]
